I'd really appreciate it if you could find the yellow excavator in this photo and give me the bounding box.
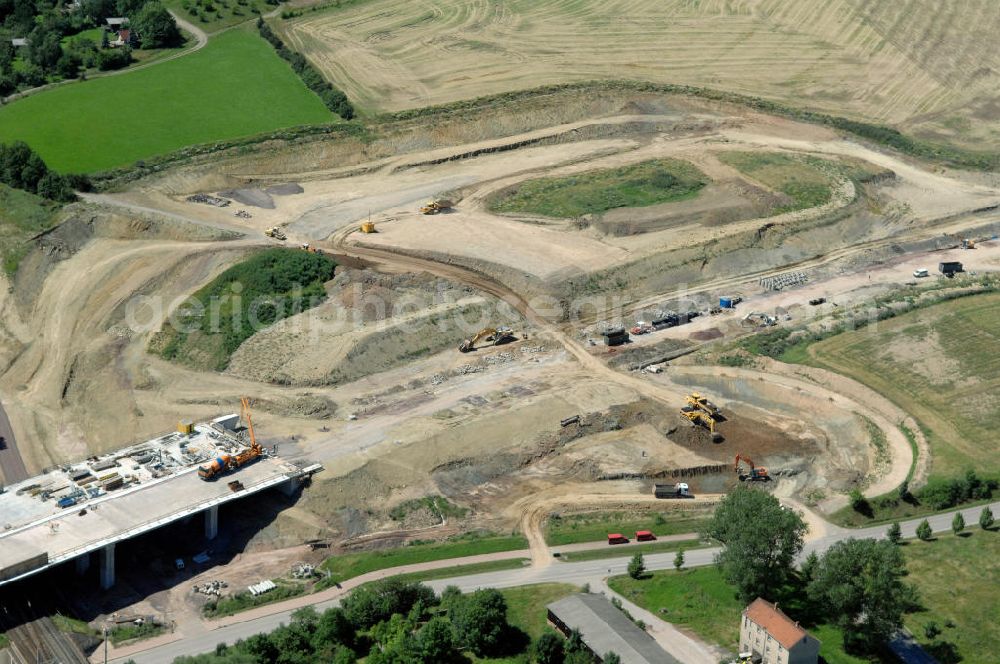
[681,392,723,442]
[459,326,516,352]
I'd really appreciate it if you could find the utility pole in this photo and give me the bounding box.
[103,626,108,664]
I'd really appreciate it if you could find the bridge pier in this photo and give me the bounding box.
[75,552,90,576]
[99,543,115,590]
[204,505,219,540]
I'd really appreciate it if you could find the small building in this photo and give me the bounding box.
[601,327,629,346]
[740,598,820,664]
[10,38,28,48]
[547,593,681,664]
[106,17,129,27]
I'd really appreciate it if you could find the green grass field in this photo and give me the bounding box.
[319,534,528,585]
[807,293,1000,479]
[902,529,1000,662]
[717,151,835,213]
[488,158,706,218]
[609,567,877,663]
[0,29,331,173]
[545,509,710,546]
[0,184,62,276]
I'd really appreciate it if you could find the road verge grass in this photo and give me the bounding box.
[545,509,710,546]
[318,533,528,588]
[203,580,305,618]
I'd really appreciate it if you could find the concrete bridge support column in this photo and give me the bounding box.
[205,505,219,540]
[99,543,115,590]
[75,552,90,575]
[280,478,299,497]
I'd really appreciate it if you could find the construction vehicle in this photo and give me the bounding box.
[198,398,263,480]
[686,392,720,416]
[264,227,286,240]
[681,406,723,441]
[741,312,777,328]
[420,199,453,215]
[961,238,975,250]
[653,483,692,499]
[630,321,652,335]
[360,220,376,233]
[458,326,516,352]
[734,454,770,482]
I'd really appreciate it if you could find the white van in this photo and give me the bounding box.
[913,268,929,278]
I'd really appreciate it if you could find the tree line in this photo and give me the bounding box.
[168,576,611,664]
[256,18,354,120]
[0,0,180,94]
[0,141,86,202]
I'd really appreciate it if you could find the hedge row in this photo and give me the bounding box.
[257,18,354,120]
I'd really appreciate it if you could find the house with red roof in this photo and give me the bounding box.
[739,598,820,664]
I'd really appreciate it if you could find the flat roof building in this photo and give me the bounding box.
[547,593,681,664]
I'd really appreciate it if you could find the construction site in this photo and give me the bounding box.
[1,80,1000,661]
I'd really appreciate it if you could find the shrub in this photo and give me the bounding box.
[916,519,932,541]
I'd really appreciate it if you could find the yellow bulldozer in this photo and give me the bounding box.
[420,199,453,215]
[459,326,516,353]
[264,227,286,240]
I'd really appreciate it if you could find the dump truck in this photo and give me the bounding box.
[653,483,692,499]
[420,199,453,215]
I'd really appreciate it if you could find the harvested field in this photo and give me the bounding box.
[277,0,1000,150]
[807,292,1000,480]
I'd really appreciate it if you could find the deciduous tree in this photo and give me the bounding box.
[133,1,181,48]
[807,538,916,651]
[708,485,807,602]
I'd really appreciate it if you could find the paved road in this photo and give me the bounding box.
[110,500,1000,664]
[0,400,27,485]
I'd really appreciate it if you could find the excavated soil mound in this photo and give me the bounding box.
[265,183,304,196]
